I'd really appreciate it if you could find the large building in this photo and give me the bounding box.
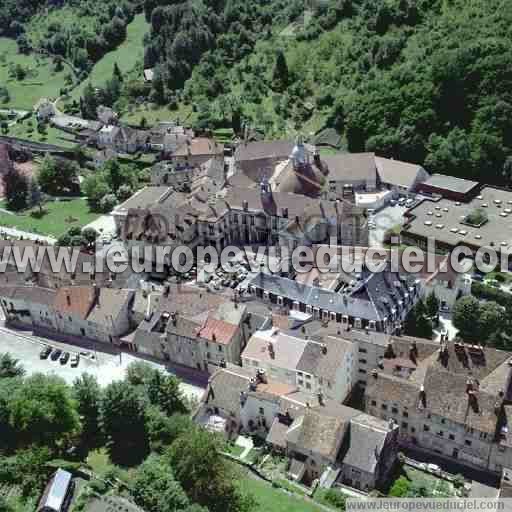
[241,327,356,403]
[365,337,512,474]
[402,186,512,264]
[196,364,399,491]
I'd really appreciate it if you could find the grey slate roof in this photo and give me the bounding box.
[422,174,479,194]
[340,414,390,474]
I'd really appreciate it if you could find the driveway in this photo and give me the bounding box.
[369,205,407,247]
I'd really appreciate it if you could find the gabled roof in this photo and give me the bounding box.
[197,317,239,345]
[54,286,95,319]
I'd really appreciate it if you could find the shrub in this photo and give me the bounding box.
[322,489,347,510]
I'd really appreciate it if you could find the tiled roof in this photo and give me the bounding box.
[54,286,95,319]
[87,288,133,327]
[321,152,376,184]
[197,317,238,345]
[375,156,425,189]
[235,140,294,162]
[174,137,223,157]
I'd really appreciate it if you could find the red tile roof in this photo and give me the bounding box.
[54,286,96,319]
[197,317,238,345]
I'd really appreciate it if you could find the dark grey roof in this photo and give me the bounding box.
[249,271,415,322]
[340,414,390,474]
[422,174,479,194]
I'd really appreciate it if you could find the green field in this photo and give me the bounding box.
[0,38,69,110]
[121,101,195,127]
[70,14,149,102]
[0,199,99,237]
[239,477,323,512]
[6,113,77,148]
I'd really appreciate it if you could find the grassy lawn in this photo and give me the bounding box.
[0,38,69,110]
[121,101,195,127]
[388,466,458,498]
[70,14,149,102]
[6,113,78,148]
[0,198,99,237]
[239,477,323,512]
[225,443,245,458]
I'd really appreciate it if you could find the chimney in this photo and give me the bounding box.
[66,294,71,307]
[321,344,327,355]
[317,391,324,406]
[243,200,248,211]
[212,332,216,342]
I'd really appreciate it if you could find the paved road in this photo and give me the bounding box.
[0,227,56,244]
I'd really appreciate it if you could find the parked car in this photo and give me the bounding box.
[70,354,80,368]
[60,352,70,365]
[40,346,52,359]
[50,348,62,361]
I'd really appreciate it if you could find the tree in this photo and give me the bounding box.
[404,299,432,339]
[453,296,481,342]
[132,454,190,512]
[117,184,133,201]
[100,381,148,464]
[9,374,81,449]
[3,167,28,211]
[425,290,440,319]
[147,371,187,417]
[81,227,98,248]
[28,178,43,212]
[167,428,252,512]
[73,374,103,451]
[113,62,123,82]
[82,174,111,211]
[126,361,157,387]
[272,49,289,92]
[321,489,346,510]
[81,83,98,120]
[145,408,193,453]
[37,155,78,196]
[99,194,118,213]
[0,353,25,379]
[479,302,506,342]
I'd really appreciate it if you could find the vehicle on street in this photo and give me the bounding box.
[60,352,70,365]
[70,354,80,368]
[40,346,52,359]
[50,348,62,361]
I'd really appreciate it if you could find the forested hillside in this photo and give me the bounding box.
[1,0,137,75]
[142,0,512,185]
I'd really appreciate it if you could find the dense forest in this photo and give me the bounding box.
[141,0,512,185]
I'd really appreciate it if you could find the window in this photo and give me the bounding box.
[423,425,430,432]
[401,422,408,430]
[371,400,377,407]
[218,345,223,352]
[358,369,367,374]
[411,427,416,433]
[465,440,472,447]
[441,418,446,424]
[437,431,444,437]
[207,353,211,359]
[259,407,264,415]
[359,359,367,364]
[391,407,398,415]
[449,434,455,441]
[298,379,304,386]
[381,404,388,411]
[359,348,367,354]
[305,374,311,380]
[403,411,408,418]
[306,383,311,390]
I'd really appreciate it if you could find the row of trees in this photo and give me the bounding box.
[0,358,253,512]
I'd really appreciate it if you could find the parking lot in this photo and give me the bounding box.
[369,204,408,247]
[0,324,205,400]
